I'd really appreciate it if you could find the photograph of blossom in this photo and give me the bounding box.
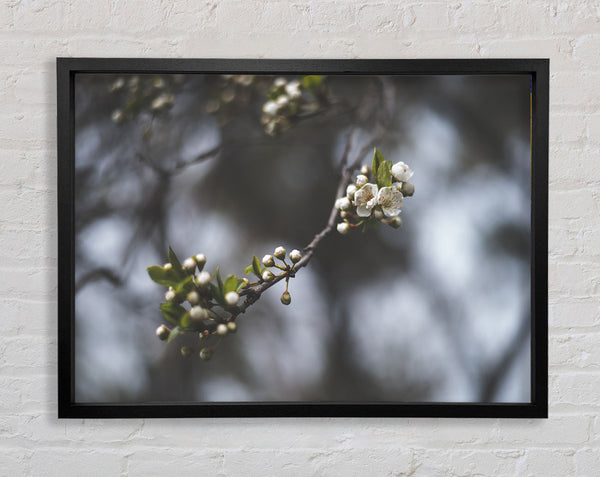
[73,70,532,405]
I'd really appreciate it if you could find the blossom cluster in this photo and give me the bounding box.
[205,75,260,126]
[261,76,325,136]
[109,75,185,124]
[149,245,302,360]
[336,148,414,234]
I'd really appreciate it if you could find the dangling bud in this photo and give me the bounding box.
[190,306,209,320]
[156,324,170,341]
[182,257,196,271]
[389,216,402,229]
[274,246,286,260]
[337,222,350,235]
[195,253,207,270]
[262,270,274,282]
[400,182,415,197]
[289,249,302,263]
[196,271,211,287]
[360,164,370,176]
[216,323,228,336]
[187,291,199,305]
[227,322,237,333]
[225,291,240,306]
[180,346,192,357]
[280,291,291,305]
[262,254,275,267]
[199,348,213,360]
[165,287,176,302]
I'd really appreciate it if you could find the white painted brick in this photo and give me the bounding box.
[0,0,598,475]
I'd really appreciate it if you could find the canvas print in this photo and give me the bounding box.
[73,71,532,404]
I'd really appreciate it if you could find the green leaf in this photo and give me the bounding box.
[167,246,186,280]
[244,264,254,275]
[301,75,323,92]
[372,148,385,178]
[147,265,181,288]
[224,274,247,294]
[180,312,193,329]
[174,275,194,296]
[252,255,261,277]
[215,266,224,292]
[376,160,393,188]
[209,282,225,306]
[160,302,187,326]
[167,326,183,343]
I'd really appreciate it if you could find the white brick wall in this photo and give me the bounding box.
[0,0,598,475]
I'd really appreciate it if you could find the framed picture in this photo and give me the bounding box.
[57,58,548,418]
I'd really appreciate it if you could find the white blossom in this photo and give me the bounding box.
[285,80,302,99]
[274,77,287,88]
[195,253,206,265]
[262,254,275,267]
[187,291,199,305]
[354,183,378,217]
[190,306,208,320]
[183,257,196,270]
[196,271,211,287]
[225,291,240,306]
[377,186,403,217]
[335,196,351,210]
[346,184,357,199]
[289,249,302,263]
[337,222,350,235]
[262,101,278,116]
[274,246,286,259]
[355,174,368,187]
[163,263,172,270]
[391,161,414,182]
[165,288,176,301]
[276,95,289,109]
[216,323,228,336]
[262,270,274,282]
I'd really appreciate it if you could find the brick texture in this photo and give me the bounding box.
[1,0,599,475]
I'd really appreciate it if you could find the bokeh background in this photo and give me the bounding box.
[74,72,531,403]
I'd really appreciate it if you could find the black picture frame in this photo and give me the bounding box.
[57,58,548,419]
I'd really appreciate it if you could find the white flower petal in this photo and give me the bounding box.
[377,186,403,217]
[356,205,372,217]
[391,161,414,182]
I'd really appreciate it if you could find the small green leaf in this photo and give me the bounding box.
[372,148,385,178]
[301,75,323,92]
[180,312,192,329]
[215,266,224,291]
[252,255,261,277]
[147,266,180,288]
[244,264,254,275]
[209,282,225,306]
[174,275,194,296]
[167,326,183,342]
[376,160,392,188]
[224,274,245,294]
[160,302,187,326]
[168,246,183,270]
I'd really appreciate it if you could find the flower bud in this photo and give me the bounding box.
[289,249,302,263]
[280,291,292,305]
[335,197,351,210]
[183,257,196,271]
[274,77,287,88]
[241,278,249,288]
[196,271,211,287]
[227,322,237,333]
[356,174,368,187]
[389,216,403,229]
[340,210,349,219]
[190,306,208,320]
[216,323,228,336]
[187,291,199,305]
[276,95,289,109]
[346,184,357,199]
[373,209,384,220]
[199,348,213,360]
[195,253,207,269]
[337,222,350,235]
[401,181,415,197]
[274,246,286,260]
[156,324,170,341]
[360,164,370,176]
[180,346,192,357]
[225,291,240,306]
[262,254,275,267]
[262,101,278,116]
[262,270,274,282]
[165,287,176,302]
[163,263,172,270]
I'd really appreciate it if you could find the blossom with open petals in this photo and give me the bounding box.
[391,161,414,182]
[354,183,378,217]
[285,81,302,99]
[377,186,403,217]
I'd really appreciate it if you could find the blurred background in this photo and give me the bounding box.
[74,72,531,404]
